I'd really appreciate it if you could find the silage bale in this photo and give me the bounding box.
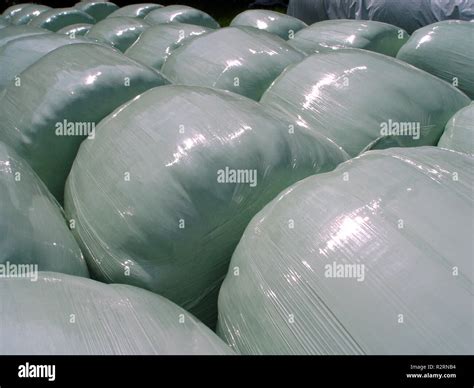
[230,9,307,40]
[9,4,50,25]
[57,23,93,37]
[107,3,162,19]
[217,146,474,355]
[0,25,52,48]
[144,5,219,29]
[260,49,470,157]
[289,19,408,57]
[397,20,474,99]
[75,1,119,21]
[161,27,304,101]
[86,16,151,51]
[0,43,169,201]
[0,142,89,278]
[125,23,211,70]
[0,16,9,29]
[28,7,96,32]
[2,4,31,21]
[438,103,474,154]
[0,272,233,355]
[64,84,349,327]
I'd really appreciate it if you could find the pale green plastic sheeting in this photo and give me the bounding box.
[397,20,474,99]
[86,16,150,51]
[0,16,10,29]
[0,25,52,48]
[144,5,219,29]
[0,142,89,277]
[0,272,233,355]
[0,43,169,201]
[75,1,119,21]
[64,85,349,327]
[230,9,307,40]
[261,49,470,157]
[28,7,96,32]
[288,19,408,57]
[217,147,474,355]
[125,23,211,70]
[438,103,474,154]
[57,23,93,36]
[10,4,50,25]
[162,27,305,101]
[107,3,162,18]
[2,4,31,20]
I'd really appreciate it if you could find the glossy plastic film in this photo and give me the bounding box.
[107,3,162,19]
[28,7,96,32]
[10,4,50,25]
[2,4,31,21]
[0,43,169,201]
[397,21,474,99]
[57,23,93,36]
[260,49,470,157]
[64,85,349,327]
[75,1,119,21]
[289,19,408,57]
[438,103,474,154]
[0,142,89,277]
[217,146,474,355]
[0,17,9,29]
[144,5,219,29]
[162,27,305,101]
[0,272,233,355]
[0,25,51,47]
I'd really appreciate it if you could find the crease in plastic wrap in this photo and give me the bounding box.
[288,19,408,57]
[0,142,89,277]
[260,49,470,157]
[58,23,93,36]
[9,4,50,25]
[230,9,307,40]
[397,21,474,99]
[75,1,119,21]
[86,16,151,51]
[28,7,96,32]
[287,0,474,34]
[144,5,219,29]
[217,146,474,355]
[0,43,169,201]
[0,272,233,355]
[125,23,211,70]
[0,25,52,47]
[64,84,349,327]
[106,3,162,19]
[438,103,474,154]
[162,27,305,101]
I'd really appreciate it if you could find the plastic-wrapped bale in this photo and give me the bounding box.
[287,0,474,34]
[0,16,10,29]
[162,27,304,101]
[1,272,233,355]
[438,103,474,155]
[125,23,211,70]
[261,49,470,157]
[28,8,96,32]
[9,4,50,25]
[0,142,89,277]
[75,1,119,21]
[144,5,219,29]
[289,20,408,57]
[0,25,51,47]
[218,146,474,355]
[230,10,307,40]
[0,34,98,90]
[86,17,150,52]
[107,3,162,18]
[0,43,169,201]
[2,4,31,21]
[397,21,474,99]
[58,23,93,37]
[64,85,349,327]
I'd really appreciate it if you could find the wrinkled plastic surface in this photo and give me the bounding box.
[217,146,474,355]
[28,7,95,32]
[287,0,474,34]
[2,4,31,20]
[58,23,93,36]
[0,272,233,355]
[144,5,219,29]
[0,43,168,201]
[162,27,304,100]
[107,3,162,18]
[438,103,474,154]
[230,9,307,40]
[0,25,51,47]
[125,23,211,70]
[0,142,89,277]
[86,16,150,51]
[10,4,50,25]
[75,1,119,21]
[64,85,349,327]
[289,19,408,57]
[261,49,470,157]
[397,21,474,99]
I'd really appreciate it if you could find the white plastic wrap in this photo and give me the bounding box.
[0,25,52,48]
[438,103,474,154]
[144,5,219,29]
